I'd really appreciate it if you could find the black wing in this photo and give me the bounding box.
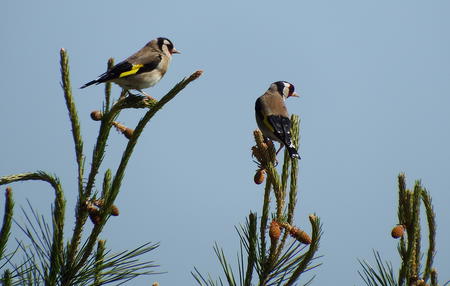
[268,115,300,159]
[80,57,160,89]
[267,115,292,146]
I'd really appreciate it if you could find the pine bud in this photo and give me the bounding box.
[269,221,281,242]
[188,70,203,81]
[90,110,103,121]
[391,225,405,239]
[254,169,266,185]
[290,227,312,244]
[111,205,120,216]
[5,186,12,197]
[112,121,134,140]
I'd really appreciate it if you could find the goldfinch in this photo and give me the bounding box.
[255,81,300,159]
[81,37,180,94]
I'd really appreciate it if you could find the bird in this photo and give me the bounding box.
[81,37,180,96]
[255,81,300,159]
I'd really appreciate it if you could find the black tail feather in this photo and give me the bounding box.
[80,79,100,89]
[287,145,300,159]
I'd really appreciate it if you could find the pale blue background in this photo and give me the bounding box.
[1,1,449,285]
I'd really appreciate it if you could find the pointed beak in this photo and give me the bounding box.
[172,48,181,54]
[290,92,299,98]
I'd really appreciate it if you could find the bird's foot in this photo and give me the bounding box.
[135,90,156,101]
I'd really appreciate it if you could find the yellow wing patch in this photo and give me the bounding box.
[119,64,144,78]
[262,116,275,132]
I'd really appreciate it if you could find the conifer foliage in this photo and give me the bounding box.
[0,49,202,285]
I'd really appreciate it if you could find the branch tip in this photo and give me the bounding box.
[189,70,204,81]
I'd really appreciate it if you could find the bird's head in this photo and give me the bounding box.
[271,81,299,100]
[156,37,181,55]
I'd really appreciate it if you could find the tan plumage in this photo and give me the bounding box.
[255,81,300,159]
[81,37,180,94]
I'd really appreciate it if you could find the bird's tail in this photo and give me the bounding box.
[286,144,300,159]
[80,79,99,89]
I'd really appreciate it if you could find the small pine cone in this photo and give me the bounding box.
[269,221,281,242]
[112,121,133,139]
[254,169,266,185]
[391,225,405,239]
[290,227,312,244]
[110,204,120,216]
[90,110,103,121]
[123,128,134,139]
[89,209,101,225]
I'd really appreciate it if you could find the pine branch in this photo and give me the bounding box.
[287,115,300,225]
[104,58,114,113]
[260,176,271,267]
[280,148,290,199]
[2,269,12,286]
[266,163,283,218]
[397,174,407,226]
[93,240,106,286]
[70,71,203,280]
[276,115,300,261]
[430,269,438,286]
[244,213,257,286]
[408,181,422,280]
[421,188,436,282]
[60,48,85,200]
[0,187,14,261]
[0,172,65,286]
[66,71,203,273]
[284,215,322,286]
[101,169,112,198]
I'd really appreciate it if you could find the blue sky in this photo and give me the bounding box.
[1,1,449,285]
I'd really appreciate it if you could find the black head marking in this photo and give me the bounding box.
[157,37,174,52]
[273,81,286,95]
[273,81,295,97]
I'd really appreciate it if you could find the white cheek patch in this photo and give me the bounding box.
[283,86,290,98]
[162,45,170,55]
